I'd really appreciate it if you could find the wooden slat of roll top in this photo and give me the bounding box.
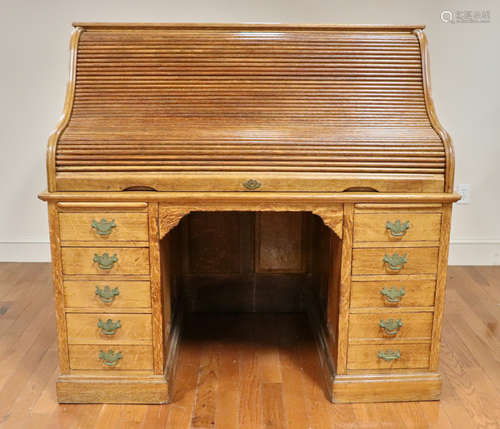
[53,26,448,187]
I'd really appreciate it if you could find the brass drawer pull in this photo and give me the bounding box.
[91,218,116,236]
[243,179,261,190]
[383,253,407,271]
[379,318,403,336]
[378,349,401,361]
[381,286,405,304]
[386,220,410,237]
[97,318,121,335]
[99,349,122,366]
[95,285,120,304]
[93,253,118,270]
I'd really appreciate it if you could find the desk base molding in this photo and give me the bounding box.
[56,374,169,404]
[331,373,441,403]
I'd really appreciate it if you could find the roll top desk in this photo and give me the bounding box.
[39,23,459,404]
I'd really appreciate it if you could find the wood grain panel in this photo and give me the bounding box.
[256,212,304,273]
[47,202,70,373]
[68,345,153,370]
[59,212,148,242]
[64,280,151,309]
[352,247,439,276]
[347,344,430,370]
[350,279,435,308]
[348,312,433,341]
[47,24,452,193]
[61,247,150,275]
[187,212,242,274]
[66,313,152,344]
[353,212,441,243]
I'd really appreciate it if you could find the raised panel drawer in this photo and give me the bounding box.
[347,344,431,370]
[69,345,153,371]
[61,247,150,275]
[352,247,439,276]
[354,213,441,243]
[66,313,152,344]
[59,212,148,242]
[64,280,151,310]
[350,279,436,308]
[349,312,433,341]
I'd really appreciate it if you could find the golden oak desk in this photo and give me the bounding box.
[39,23,459,404]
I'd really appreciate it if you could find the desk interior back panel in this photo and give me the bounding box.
[173,211,330,312]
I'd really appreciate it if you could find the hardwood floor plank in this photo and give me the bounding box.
[192,342,218,428]
[419,401,454,429]
[2,345,58,427]
[262,383,286,429]
[72,404,103,429]
[94,404,123,429]
[257,314,283,384]
[238,340,263,429]
[140,405,169,429]
[298,337,334,429]
[118,404,149,428]
[0,314,55,420]
[280,363,310,429]
[215,340,240,429]
[439,336,499,428]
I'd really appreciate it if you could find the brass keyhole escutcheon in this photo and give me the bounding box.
[243,179,261,190]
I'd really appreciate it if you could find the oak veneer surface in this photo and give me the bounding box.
[48,23,453,192]
[0,263,498,429]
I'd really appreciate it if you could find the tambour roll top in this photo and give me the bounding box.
[47,23,454,193]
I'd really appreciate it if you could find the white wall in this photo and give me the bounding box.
[1,0,498,264]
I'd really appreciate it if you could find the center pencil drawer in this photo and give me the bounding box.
[352,247,439,276]
[61,247,150,275]
[66,313,152,344]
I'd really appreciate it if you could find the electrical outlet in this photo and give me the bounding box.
[455,184,471,205]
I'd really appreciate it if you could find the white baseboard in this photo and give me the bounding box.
[447,240,500,266]
[0,242,52,262]
[0,240,499,265]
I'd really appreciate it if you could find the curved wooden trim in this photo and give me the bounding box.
[158,204,344,239]
[414,29,455,193]
[46,27,83,192]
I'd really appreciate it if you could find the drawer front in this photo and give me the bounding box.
[59,212,148,242]
[347,344,430,370]
[64,280,151,309]
[350,279,436,308]
[61,247,150,275]
[349,312,433,341]
[69,345,153,371]
[352,247,439,276]
[66,313,152,344]
[354,213,441,243]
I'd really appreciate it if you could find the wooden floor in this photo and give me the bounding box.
[0,264,499,429]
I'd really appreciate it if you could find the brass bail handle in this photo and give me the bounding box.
[381,286,405,304]
[383,253,407,271]
[91,218,116,236]
[96,285,120,303]
[97,318,121,335]
[93,253,118,270]
[99,350,123,366]
[386,220,410,237]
